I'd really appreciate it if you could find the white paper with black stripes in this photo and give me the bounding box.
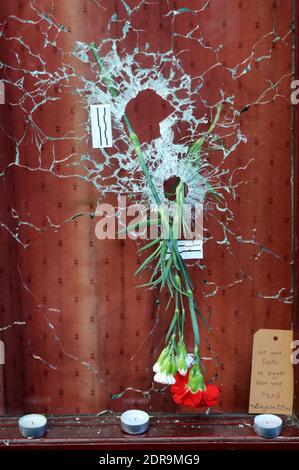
[90,104,113,148]
[166,240,203,260]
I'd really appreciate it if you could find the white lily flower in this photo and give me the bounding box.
[153,372,175,385]
[153,362,160,373]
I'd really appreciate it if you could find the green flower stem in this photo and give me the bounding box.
[188,103,222,158]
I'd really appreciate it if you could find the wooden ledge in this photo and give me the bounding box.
[0,414,299,450]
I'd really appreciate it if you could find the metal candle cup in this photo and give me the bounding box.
[18,414,47,438]
[120,409,149,435]
[253,414,282,439]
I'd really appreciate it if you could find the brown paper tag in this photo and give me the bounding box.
[249,329,293,415]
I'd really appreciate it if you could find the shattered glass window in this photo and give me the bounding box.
[0,0,295,416]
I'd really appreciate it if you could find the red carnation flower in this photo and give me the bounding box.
[170,371,220,408]
[170,371,203,407]
[200,384,220,407]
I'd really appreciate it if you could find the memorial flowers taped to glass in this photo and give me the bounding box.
[87,42,231,407]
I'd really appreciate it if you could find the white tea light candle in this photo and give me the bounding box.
[120,409,149,434]
[253,414,282,439]
[18,414,47,438]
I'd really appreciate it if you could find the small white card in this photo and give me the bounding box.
[166,240,203,260]
[90,104,113,148]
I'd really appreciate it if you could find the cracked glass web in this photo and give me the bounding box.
[0,0,295,416]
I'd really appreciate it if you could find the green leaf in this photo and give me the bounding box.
[135,244,161,276]
[136,275,162,289]
[169,270,188,296]
[187,103,222,159]
[170,240,193,289]
[138,237,161,253]
[166,277,174,298]
[149,259,162,283]
[124,218,159,234]
[160,254,173,291]
[194,305,209,328]
[111,393,123,400]
[188,297,200,347]
[165,312,178,343]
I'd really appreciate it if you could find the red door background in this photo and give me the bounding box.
[0,0,296,415]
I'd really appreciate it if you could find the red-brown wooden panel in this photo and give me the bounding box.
[0,0,296,416]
